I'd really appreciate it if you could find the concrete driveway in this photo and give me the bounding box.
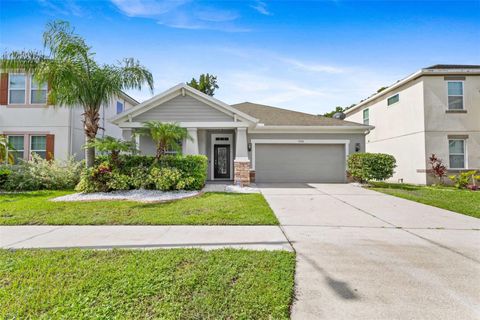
[259,183,480,320]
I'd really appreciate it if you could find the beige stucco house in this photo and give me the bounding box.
[111,83,371,185]
[0,72,138,161]
[345,65,480,185]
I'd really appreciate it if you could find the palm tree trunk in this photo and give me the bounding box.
[83,107,100,168]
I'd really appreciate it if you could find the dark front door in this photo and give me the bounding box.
[214,144,230,179]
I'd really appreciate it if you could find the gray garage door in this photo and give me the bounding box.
[255,144,346,183]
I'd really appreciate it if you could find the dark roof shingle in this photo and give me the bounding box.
[424,64,480,70]
[232,102,367,127]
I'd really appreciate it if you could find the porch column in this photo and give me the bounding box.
[185,128,199,155]
[234,127,251,186]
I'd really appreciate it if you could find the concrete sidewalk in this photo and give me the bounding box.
[0,225,293,251]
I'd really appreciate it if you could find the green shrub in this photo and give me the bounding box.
[0,155,83,191]
[77,155,208,193]
[347,153,396,183]
[149,167,182,191]
[0,167,12,189]
[449,170,477,189]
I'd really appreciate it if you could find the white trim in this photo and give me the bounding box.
[249,125,373,133]
[109,83,258,124]
[448,138,467,169]
[446,80,465,110]
[210,133,233,180]
[117,121,250,129]
[250,139,350,171]
[8,73,27,105]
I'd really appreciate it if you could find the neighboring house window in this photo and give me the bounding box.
[30,135,47,159]
[448,139,465,169]
[30,76,48,104]
[7,135,25,163]
[447,81,464,110]
[165,140,183,155]
[8,73,26,104]
[387,94,399,106]
[116,101,124,114]
[363,108,369,125]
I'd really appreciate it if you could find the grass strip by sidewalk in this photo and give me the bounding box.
[0,191,279,225]
[370,182,480,219]
[0,248,295,319]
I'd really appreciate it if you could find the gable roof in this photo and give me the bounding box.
[110,83,258,124]
[232,102,369,127]
[345,64,480,115]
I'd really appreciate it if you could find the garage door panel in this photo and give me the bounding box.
[255,144,345,183]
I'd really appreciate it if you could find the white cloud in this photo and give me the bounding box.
[110,0,188,17]
[280,58,345,74]
[38,0,85,17]
[250,1,272,16]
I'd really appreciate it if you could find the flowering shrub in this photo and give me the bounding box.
[0,154,82,191]
[428,154,447,185]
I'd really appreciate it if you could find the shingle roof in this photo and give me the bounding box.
[424,64,480,70]
[231,102,367,127]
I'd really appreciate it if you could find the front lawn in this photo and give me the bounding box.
[0,191,279,225]
[369,182,480,219]
[0,249,295,319]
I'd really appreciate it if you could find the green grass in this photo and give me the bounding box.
[0,248,295,319]
[0,191,279,225]
[370,182,480,218]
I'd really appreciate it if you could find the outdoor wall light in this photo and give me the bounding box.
[248,143,252,151]
[355,143,361,152]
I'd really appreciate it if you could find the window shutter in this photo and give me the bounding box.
[0,73,8,105]
[46,134,55,160]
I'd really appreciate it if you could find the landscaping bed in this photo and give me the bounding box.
[0,191,279,225]
[369,182,480,219]
[0,248,295,319]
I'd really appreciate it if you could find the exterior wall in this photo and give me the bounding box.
[423,75,480,181]
[132,95,233,122]
[346,78,428,184]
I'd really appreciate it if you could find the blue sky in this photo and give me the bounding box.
[1,0,479,114]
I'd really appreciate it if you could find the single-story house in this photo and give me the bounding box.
[110,84,372,185]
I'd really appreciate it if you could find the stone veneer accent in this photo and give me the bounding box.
[234,160,251,186]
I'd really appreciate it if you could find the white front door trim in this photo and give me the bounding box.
[210,133,234,180]
[250,139,350,170]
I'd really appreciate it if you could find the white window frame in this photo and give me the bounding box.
[8,73,27,105]
[29,135,47,159]
[30,75,48,105]
[363,108,369,125]
[6,135,26,162]
[446,81,464,110]
[448,139,467,169]
[387,94,399,106]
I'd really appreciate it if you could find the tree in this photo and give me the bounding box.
[139,121,191,159]
[187,73,219,96]
[0,20,154,167]
[85,136,136,165]
[322,106,346,118]
[0,136,15,164]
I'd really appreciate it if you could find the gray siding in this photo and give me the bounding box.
[133,95,233,122]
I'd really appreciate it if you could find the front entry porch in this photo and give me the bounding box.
[123,125,251,186]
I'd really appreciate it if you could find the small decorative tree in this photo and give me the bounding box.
[85,136,136,166]
[138,121,191,160]
[428,154,447,185]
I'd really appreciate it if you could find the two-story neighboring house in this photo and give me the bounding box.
[345,65,480,185]
[0,72,138,162]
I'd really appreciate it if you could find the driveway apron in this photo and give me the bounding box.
[259,183,480,320]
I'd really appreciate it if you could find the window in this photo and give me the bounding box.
[447,81,464,110]
[363,108,369,125]
[165,140,183,155]
[8,74,26,104]
[116,101,124,114]
[30,76,48,104]
[449,139,465,169]
[30,135,47,159]
[387,94,399,106]
[7,135,25,163]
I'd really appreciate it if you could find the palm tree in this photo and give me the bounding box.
[139,121,191,159]
[0,136,15,164]
[0,20,154,167]
[84,136,136,165]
